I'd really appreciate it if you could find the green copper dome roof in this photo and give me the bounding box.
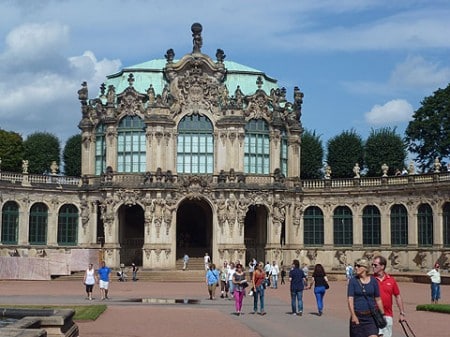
[104,58,278,97]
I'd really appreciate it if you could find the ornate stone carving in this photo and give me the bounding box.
[116,189,140,207]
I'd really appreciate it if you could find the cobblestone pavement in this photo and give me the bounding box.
[0,279,448,337]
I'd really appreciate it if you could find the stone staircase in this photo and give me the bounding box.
[54,257,207,282]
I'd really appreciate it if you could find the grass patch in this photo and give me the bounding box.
[416,304,450,314]
[0,305,107,321]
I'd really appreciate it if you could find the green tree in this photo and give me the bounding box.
[23,132,61,174]
[300,129,324,179]
[0,129,24,172]
[365,127,407,177]
[405,83,450,172]
[63,134,82,176]
[326,130,364,178]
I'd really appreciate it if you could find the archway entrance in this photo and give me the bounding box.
[176,199,212,260]
[118,204,144,266]
[244,205,268,264]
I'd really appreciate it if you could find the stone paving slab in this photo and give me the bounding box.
[0,279,448,337]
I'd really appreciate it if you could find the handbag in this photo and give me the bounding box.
[371,307,387,329]
[357,278,387,329]
[324,276,330,289]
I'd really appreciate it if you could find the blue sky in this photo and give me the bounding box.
[0,0,449,150]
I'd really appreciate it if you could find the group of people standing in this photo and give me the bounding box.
[205,257,331,318]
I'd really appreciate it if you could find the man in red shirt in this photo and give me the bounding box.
[372,255,406,337]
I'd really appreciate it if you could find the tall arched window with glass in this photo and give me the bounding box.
[244,119,270,174]
[417,203,433,247]
[177,114,214,174]
[303,206,324,246]
[443,202,450,247]
[117,116,146,173]
[29,203,48,245]
[58,204,78,246]
[362,205,381,246]
[95,123,106,175]
[390,204,408,246]
[280,130,288,176]
[1,201,19,244]
[333,206,353,246]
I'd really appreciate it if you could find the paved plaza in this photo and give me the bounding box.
[0,279,448,337]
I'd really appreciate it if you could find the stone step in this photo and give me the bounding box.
[55,269,206,282]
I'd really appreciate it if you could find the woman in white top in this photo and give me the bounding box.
[83,263,97,300]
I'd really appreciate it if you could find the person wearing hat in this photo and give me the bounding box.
[347,257,385,337]
[427,263,441,304]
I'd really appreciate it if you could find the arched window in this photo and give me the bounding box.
[1,201,19,244]
[177,114,214,174]
[117,116,146,173]
[390,204,408,246]
[244,119,270,174]
[304,206,324,246]
[95,123,106,175]
[417,203,433,247]
[280,130,288,176]
[362,205,381,246]
[29,203,48,245]
[58,204,79,246]
[443,202,450,247]
[333,206,353,246]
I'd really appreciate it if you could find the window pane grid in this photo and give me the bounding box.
[177,114,214,174]
[58,205,78,246]
[391,205,408,246]
[333,206,353,246]
[95,124,106,175]
[304,207,324,246]
[244,120,270,174]
[29,203,48,245]
[362,206,381,246]
[117,116,146,173]
[418,204,433,247]
[444,203,450,247]
[1,201,19,244]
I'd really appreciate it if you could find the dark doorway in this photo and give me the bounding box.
[244,205,268,264]
[118,204,144,266]
[176,199,212,259]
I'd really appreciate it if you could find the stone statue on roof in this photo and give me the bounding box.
[191,22,203,53]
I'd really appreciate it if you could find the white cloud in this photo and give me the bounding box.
[390,55,450,90]
[365,99,413,126]
[0,23,121,142]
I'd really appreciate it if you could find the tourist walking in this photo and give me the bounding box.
[280,266,286,285]
[372,255,406,337]
[227,262,236,298]
[346,264,354,282]
[232,263,247,315]
[427,263,441,304]
[289,259,307,316]
[182,253,189,270]
[131,263,139,281]
[347,258,385,337]
[252,262,266,315]
[97,261,111,300]
[308,263,328,316]
[270,261,279,289]
[206,263,220,300]
[220,261,229,299]
[204,253,211,271]
[83,263,97,300]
